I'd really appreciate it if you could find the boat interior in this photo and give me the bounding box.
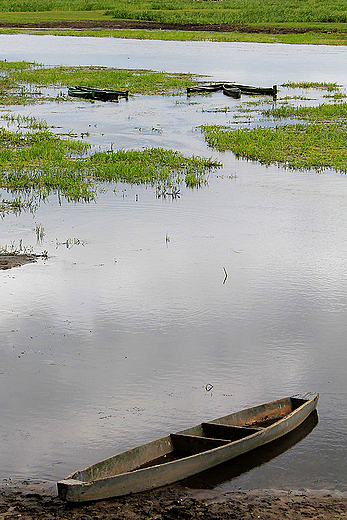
[138,397,309,471]
[171,396,308,450]
[72,396,310,481]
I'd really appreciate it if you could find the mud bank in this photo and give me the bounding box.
[1,480,346,519]
[0,254,37,270]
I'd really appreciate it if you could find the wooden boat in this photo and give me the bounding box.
[68,86,129,101]
[224,83,278,97]
[187,84,224,94]
[187,83,277,99]
[222,86,242,99]
[182,409,318,489]
[57,392,318,503]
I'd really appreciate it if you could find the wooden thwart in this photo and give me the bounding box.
[202,423,261,441]
[170,433,230,454]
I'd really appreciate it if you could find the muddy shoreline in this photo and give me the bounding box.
[0,253,38,270]
[0,481,346,519]
[0,19,345,35]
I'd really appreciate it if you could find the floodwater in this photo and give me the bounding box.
[1,35,347,493]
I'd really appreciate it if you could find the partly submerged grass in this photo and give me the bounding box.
[0,117,221,203]
[202,123,347,173]
[263,101,347,121]
[0,60,201,104]
[201,91,347,174]
[282,81,341,91]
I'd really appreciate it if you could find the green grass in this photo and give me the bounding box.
[202,123,347,173]
[0,1,347,45]
[0,61,219,210]
[201,89,347,174]
[0,115,221,203]
[282,81,341,91]
[263,102,347,121]
[1,0,347,25]
[106,0,347,25]
[0,60,201,102]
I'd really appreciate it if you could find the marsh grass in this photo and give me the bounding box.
[202,123,347,173]
[105,0,347,25]
[0,239,33,255]
[263,102,347,121]
[201,86,347,174]
[0,116,221,202]
[0,195,33,214]
[0,61,201,101]
[282,81,340,91]
[0,62,218,211]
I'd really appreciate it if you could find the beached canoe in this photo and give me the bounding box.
[57,392,318,503]
[68,86,129,101]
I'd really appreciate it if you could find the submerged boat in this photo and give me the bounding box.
[222,86,242,99]
[187,83,277,98]
[187,84,224,93]
[57,392,318,503]
[224,83,278,97]
[68,86,129,101]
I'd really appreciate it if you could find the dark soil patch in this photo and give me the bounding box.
[0,19,346,35]
[0,482,346,519]
[0,253,37,270]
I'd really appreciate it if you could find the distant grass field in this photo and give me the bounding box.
[1,0,347,24]
[0,0,346,45]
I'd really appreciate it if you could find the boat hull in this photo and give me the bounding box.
[57,393,318,502]
[187,83,277,98]
[68,86,128,101]
[223,86,242,99]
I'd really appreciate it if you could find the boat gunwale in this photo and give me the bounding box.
[57,393,318,501]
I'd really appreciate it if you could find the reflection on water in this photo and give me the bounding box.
[178,411,318,490]
[0,35,347,492]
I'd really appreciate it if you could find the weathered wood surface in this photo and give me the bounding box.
[187,84,224,93]
[187,83,277,98]
[170,434,230,454]
[222,86,242,99]
[224,83,278,96]
[201,423,261,441]
[68,86,129,101]
[57,393,318,503]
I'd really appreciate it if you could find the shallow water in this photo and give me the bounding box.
[0,35,347,492]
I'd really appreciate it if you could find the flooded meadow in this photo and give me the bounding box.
[1,35,347,493]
